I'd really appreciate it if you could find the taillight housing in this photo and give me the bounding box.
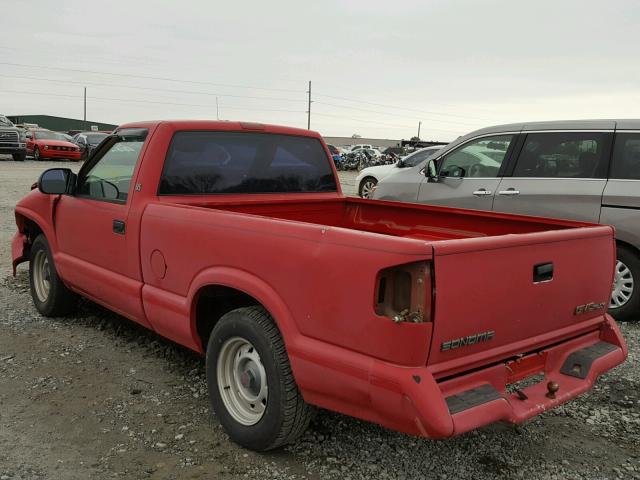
[374,260,433,323]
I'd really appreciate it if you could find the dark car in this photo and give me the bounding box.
[72,132,109,160]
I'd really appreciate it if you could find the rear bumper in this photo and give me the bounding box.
[401,315,625,438]
[297,314,627,439]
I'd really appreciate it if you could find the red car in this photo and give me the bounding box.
[26,130,81,161]
[12,121,627,451]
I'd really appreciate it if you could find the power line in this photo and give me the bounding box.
[312,112,462,135]
[0,89,305,114]
[314,100,482,127]
[0,73,472,130]
[314,92,490,121]
[0,61,302,94]
[0,61,490,123]
[0,73,305,103]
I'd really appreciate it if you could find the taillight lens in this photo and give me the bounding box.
[374,261,433,323]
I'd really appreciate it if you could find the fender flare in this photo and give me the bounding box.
[13,208,56,273]
[186,266,301,350]
[15,206,57,251]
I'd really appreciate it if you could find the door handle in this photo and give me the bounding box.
[498,188,520,196]
[473,188,492,196]
[112,219,126,235]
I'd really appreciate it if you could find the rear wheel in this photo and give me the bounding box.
[359,176,378,198]
[206,306,313,451]
[12,152,26,161]
[29,234,77,316]
[609,245,640,322]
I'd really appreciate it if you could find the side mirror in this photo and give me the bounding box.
[396,159,406,168]
[38,168,76,195]
[425,159,439,182]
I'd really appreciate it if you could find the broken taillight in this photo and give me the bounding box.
[374,261,433,323]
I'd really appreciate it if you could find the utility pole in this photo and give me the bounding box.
[83,87,87,129]
[216,97,220,120]
[306,80,312,130]
[417,121,421,140]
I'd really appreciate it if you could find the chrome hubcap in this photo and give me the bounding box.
[217,337,268,425]
[34,149,40,160]
[33,250,51,302]
[361,180,376,199]
[610,260,634,309]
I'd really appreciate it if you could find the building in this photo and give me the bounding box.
[7,114,118,133]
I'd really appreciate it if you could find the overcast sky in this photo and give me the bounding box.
[2,0,639,141]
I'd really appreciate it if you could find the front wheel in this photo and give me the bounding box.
[609,245,640,322]
[33,147,41,161]
[29,234,77,316]
[12,152,26,161]
[206,306,313,451]
[359,176,378,198]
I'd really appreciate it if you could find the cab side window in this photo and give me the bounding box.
[513,132,609,178]
[439,135,513,178]
[610,133,640,180]
[76,132,146,202]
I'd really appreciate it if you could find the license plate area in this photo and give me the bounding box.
[505,352,548,384]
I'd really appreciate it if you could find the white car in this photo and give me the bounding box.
[356,145,443,198]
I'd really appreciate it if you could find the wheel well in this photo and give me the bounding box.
[195,285,261,350]
[359,176,377,193]
[616,239,640,258]
[16,214,44,258]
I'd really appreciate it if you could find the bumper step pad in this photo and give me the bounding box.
[446,384,503,414]
[560,341,617,379]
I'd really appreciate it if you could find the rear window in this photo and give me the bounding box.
[159,131,337,195]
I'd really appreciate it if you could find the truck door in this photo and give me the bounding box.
[493,131,612,222]
[416,134,516,211]
[53,129,151,327]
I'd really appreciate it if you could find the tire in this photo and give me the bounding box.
[358,176,378,199]
[34,146,41,161]
[609,244,640,322]
[29,234,77,317]
[206,306,313,451]
[12,152,26,161]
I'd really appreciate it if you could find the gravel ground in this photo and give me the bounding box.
[0,157,638,480]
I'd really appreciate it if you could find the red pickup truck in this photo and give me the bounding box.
[12,121,627,451]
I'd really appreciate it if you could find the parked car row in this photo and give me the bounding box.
[20,129,109,162]
[0,114,113,162]
[370,119,640,322]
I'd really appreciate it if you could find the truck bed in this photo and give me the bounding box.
[183,196,581,241]
[150,194,614,376]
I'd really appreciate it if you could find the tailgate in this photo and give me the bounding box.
[428,225,615,376]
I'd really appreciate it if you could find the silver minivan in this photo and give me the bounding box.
[374,120,640,321]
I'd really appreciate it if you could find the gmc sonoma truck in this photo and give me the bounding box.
[12,121,627,451]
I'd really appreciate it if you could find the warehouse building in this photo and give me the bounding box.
[7,114,118,132]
